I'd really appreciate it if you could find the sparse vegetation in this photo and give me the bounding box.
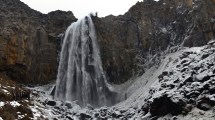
[0,74,33,119]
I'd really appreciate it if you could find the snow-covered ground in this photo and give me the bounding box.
[116,49,184,109]
[3,43,215,119]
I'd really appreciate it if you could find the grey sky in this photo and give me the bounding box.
[20,0,142,18]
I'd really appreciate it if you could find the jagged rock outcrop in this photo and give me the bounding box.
[144,44,215,117]
[0,0,77,84]
[93,0,215,83]
[0,0,215,85]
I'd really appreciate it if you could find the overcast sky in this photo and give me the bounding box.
[20,0,142,18]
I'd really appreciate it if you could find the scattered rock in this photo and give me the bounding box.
[141,103,149,115]
[162,71,169,76]
[46,100,56,106]
[198,103,212,111]
[79,113,92,119]
[196,73,211,82]
[199,111,205,115]
[213,69,215,74]
[65,102,73,109]
[201,54,209,59]
[181,68,188,73]
[86,104,94,110]
[183,76,193,84]
[182,104,193,115]
[12,88,31,100]
[201,76,211,82]
[209,87,215,94]
[99,107,109,118]
[93,112,99,118]
[66,116,73,120]
[197,97,215,111]
[150,94,186,116]
[171,116,178,120]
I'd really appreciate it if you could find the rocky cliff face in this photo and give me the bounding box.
[93,0,215,84]
[0,0,214,85]
[0,0,77,84]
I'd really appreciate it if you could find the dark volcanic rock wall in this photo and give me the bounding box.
[0,0,215,85]
[93,15,141,84]
[0,0,77,84]
[93,0,215,84]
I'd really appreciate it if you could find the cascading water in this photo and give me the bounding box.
[55,15,116,107]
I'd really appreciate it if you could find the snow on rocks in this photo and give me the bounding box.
[0,75,33,119]
[10,101,21,107]
[111,44,215,119]
[207,39,215,45]
[28,84,147,119]
[138,45,215,118]
[0,102,4,108]
[2,89,10,95]
[4,44,213,120]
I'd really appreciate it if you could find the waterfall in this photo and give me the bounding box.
[54,15,116,107]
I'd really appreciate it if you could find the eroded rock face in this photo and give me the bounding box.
[1,0,215,85]
[93,16,141,84]
[93,0,215,84]
[0,0,77,84]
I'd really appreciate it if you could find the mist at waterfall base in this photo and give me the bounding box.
[54,15,117,107]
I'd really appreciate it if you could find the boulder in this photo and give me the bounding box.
[197,96,215,111]
[150,94,186,116]
[201,54,210,59]
[197,103,212,111]
[79,113,92,120]
[141,103,149,115]
[66,116,73,120]
[65,102,73,109]
[46,100,56,106]
[183,76,193,85]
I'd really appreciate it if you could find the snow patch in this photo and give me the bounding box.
[0,101,5,108]
[31,107,42,119]
[10,101,21,107]
[161,27,168,33]
[2,89,10,94]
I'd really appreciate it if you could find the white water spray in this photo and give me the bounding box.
[54,15,116,107]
